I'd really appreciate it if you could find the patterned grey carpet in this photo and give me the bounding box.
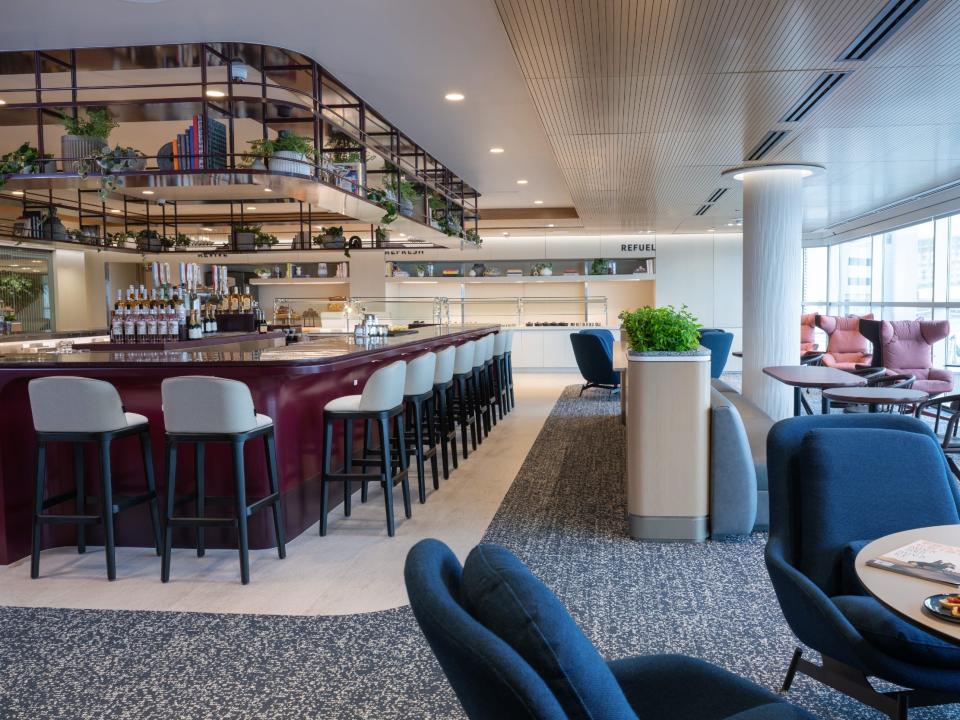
[0,383,956,719]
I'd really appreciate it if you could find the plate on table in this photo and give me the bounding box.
[923,594,960,623]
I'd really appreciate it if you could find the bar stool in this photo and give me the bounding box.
[28,376,162,581]
[492,332,509,420]
[432,345,459,479]
[160,376,285,585]
[483,333,499,429]
[504,329,516,409]
[452,341,479,458]
[402,352,439,503]
[473,335,493,440]
[321,360,410,537]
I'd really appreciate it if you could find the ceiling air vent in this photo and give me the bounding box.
[706,188,727,203]
[839,0,928,61]
[746,131,788,161]
[694,204,712,216]
[781,72,848,122]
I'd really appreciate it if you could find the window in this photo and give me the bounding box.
[0,246,53,333]
[880,220,934,303]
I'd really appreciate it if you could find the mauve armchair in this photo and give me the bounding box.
[817,314,873,370]
[800,313,818,355]
[860,319,953,396]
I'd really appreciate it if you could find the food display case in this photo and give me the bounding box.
[346,297,449,330]
[447,296,607,327]
[272,297,349,332]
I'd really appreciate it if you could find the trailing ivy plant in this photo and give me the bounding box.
[60,106,118,139]
[254,232,278,248]
[463,228,482,247]
[75,145,146,200]
[244,132,315,166]
[0,142,54,190]
[618,305,701,354]
[366,188,398,224]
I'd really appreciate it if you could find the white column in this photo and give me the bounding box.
[740,169,805,420]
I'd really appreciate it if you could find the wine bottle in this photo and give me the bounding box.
[168,309,179,342]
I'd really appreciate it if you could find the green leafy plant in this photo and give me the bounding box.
[326,129,360,163]
[367,188,398,224]
[60,106,117,139]
[531,261,553,276]
[590,258,610,275]
[463,228,482,247]
[233,223,262,235]
[618,305,701,353]
[0,274,35,308]
[244,131,315,165]
[436,213,462,237]
[254,232,278,248]
[75,145,146,199]
[374,225,389,245]
[107,230,135,247]
[0,142,54,190]
[173,233,192,249]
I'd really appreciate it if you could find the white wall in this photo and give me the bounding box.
[655,233,743,370]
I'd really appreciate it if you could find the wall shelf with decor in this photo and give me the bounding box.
[386,257,655,279]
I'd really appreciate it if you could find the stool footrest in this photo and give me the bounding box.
[246,493,281,516]
[41,490,78,510]
[167,516,236,528]
[36,514,100,525]
[114,492,156,512]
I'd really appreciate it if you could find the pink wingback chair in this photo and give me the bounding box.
[800,313,818,354]
[817,314,873,370]
[860,319,953,396]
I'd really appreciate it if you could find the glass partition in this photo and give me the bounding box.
[272,297,349,331]
[347,297,448,329]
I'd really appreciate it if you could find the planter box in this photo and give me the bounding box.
[268,151,311,176]
[60,135,107,171]
[136,236,163,252]
[235,232,257,252]
[626,347,711,541]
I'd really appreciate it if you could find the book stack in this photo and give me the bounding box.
[171,115,227,170]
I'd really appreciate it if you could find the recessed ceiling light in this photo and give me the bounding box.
[246,206,256,210]
[263,187,272,192]
[516,179,528,185]
[708,228,715,232]
[399,233,407,237]
[0,100,7,106]
[10,190,23,196]
[110,208,121,213]
[202,227,214,232]
[533,199,543,205]
[444,92,465,102]
[502,232,510,236]
[141,190,154,195]
[546,224,555,228]
[489,147,505,154]
[646,230,653,234]
[206,89,226,98]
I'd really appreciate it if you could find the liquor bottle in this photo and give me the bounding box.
[209,304,218,333]
[241,286,253,313]
[168,307,179,342]
[135,304,147,343]
[229,287,240,313]
[110,306,124,342]
[157,305,168,341]
[123,301,135,343]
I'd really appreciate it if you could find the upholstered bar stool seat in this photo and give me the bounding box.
[432,345,459,479]
[452,341,480,459]
[160,376,286,585]
[321,360,411,537]
[28,376,162,581]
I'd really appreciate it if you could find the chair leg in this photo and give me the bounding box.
[195,442,205,557]
[447,385,459,469]
[264,429,286,559]
[343,418,353,517]
[73,442,85,554]
[30,441,47,579]
[98,438,117,581]
[780,648,802,693]
[425,396,439,490]
[378,416,395,537]
[139,430,162,557]
[320,418,333,537]
[232,440,250,585]
[396,413,412,519]
[412,399,427,503]
[456,377,471,459]
[361,419,372,502]
[436,389,450,480]
[161,440,177,583]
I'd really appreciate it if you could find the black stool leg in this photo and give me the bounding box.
[455,376,471,458]
[396,413,412,519]
[232,439,250,585]
[264,429,286,559]
[425,396,439,490]
[378,416,395,537]
[361,419,373,503]
[447,384,459,469]
[139,430,162,557]
[320,417,333,536]
[195,442,205,557]
[470,373,483,446]
[98,438,117,581]
[161,440,177,582]
[73,443,86,554]
[435,388,450,479]
[30,441,47,579]
[412,398,427,503]
[343,418,353,517]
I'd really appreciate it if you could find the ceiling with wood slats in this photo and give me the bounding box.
[494,0,960,234]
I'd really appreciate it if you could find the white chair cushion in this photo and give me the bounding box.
[324,395,362,413]
[124,412,149,428]
[254,413,273,429]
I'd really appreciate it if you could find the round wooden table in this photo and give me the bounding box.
[762,365,866,416]
[823,386,928,413]
[856,525,960,644]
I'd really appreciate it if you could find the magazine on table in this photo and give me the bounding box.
[867,539,960,586]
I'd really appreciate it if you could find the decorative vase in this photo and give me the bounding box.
[268,150,311,176]
[41,215,68,241]
[60,135,107,172]
[321,233,345,249]
[542,267,553,276]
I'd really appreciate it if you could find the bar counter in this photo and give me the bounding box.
[0,324,496,564]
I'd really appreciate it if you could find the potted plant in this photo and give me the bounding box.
[618,305,701,355]
[366,188,398,224]
[255,231,278,249]
[312,225,345,249]
[382,162,415,217]
[40,207,69,241]
[136,229,163,252]
[531,261,554,277]
[436,213,462,237]
[254,266,273,279]
[107,230,135,248]
[233,223,262,251]
[464,228,482,248]
[0,143,56,191]
[243,138,271,170]
[160,234,176,250]
[173,233,192,250]
[267,131,314,176]
[415,263,428,278]
[590,258,611,275]
[75,145,147,200]
[374,225,389,247]
[325,129,362,191]
[60,106,117,171]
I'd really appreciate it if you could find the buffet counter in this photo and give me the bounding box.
[0,324,496,564]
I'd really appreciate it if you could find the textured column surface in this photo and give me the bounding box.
[741,170,803,420]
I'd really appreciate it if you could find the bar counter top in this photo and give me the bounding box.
[0,325,490,368]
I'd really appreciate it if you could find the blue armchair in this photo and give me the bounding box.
[571,331,620,396]
[766,414,960,719]
[405,538,814,719]
[698,328,734,378]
